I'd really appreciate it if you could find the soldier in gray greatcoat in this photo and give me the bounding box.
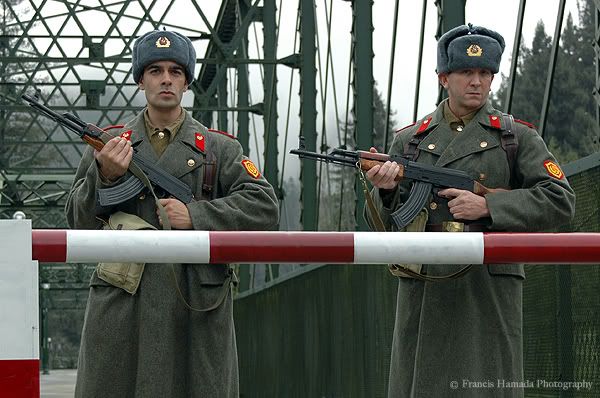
[66,30,279,397]
[365,24,575,397]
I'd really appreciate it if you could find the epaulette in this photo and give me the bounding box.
[514,119,536,129]
[208,129,237,140]
[395,122,416,134]
[102,125,125,132]
[102,124,132,140]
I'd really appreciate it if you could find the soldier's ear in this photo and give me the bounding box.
[138,77,145,91]
[438,73,449,89]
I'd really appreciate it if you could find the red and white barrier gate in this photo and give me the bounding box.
[2,220,600,397]
[32,229,600,264]
[0,221,39,398]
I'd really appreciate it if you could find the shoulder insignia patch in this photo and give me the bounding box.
[119,130,133,141]
[515,119,536,129]
[195,132,205,152]
[544,160,564,180]
[395,122,416,134]
[416,117,432,135]
[208,129,237,140]
[241,159,261,179]
[489,115,501,129]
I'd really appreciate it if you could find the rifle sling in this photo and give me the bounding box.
[127,161,171,231]
[360,151,472,282]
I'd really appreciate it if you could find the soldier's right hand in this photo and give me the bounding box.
[365,147,401,190]
[95,137,133,182]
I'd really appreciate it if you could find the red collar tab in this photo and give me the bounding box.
[489,115,501,129]
[208,129,237,140]
[195,132,205,152]
[416,117,432,135]
[120,130,133,141]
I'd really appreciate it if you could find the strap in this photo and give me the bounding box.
[99,128,172,230]
[170,267,232,312]
[402,135,422,161]
[127,161,171,231]
[501,113,519,187]
[202,150,217,200]
[359,168,472,282]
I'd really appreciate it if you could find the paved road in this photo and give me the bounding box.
[40,369,77,397]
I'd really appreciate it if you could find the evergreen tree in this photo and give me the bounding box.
[494,0,599,162]
[317,82,396,231]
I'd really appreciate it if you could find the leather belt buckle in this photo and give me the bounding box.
[442,221,464,232]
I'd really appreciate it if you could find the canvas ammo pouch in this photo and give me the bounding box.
[97,211,156,294]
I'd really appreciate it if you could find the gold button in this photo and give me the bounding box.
[480,141,488,148]
[479,173,486,181]
[491,116,498,121]
[187,159,195,167]
[456,125,463,132]
[428,144,436,150]
[158,131,165,139]
[430,202,438,210]
[139,194,146,200]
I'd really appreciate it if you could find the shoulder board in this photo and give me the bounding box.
[395,122,416,134]
[514,119,536,129]
[208,129,237,140]
[102,125,126,132]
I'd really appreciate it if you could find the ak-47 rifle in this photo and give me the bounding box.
[290,137,506,229]
[22,93,193,206]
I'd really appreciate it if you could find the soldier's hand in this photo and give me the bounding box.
[157,198,193,230]
[438,188,490,220]
[365,147,401,190]
[95,137,133,182]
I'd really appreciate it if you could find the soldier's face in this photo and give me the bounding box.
[138,61,188,111]
[439,68,494,116]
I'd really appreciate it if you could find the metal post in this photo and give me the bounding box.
[40,283,50,375]
[505,0,527,114]
[263,0,280,200]
[299,0,318,231]
[435,0,466,104]
[593,0,600,145]
[413,0,428,123]
[236,0,250,155]
[539,0,567,138]
[217,66,229,131]
[351,0,374,231]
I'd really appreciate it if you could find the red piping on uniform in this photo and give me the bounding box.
[209,232,355,263]
[32,230,67,262]
[483,233,600,264]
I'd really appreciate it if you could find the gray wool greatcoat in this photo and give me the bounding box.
[366,101,575,398]
[66,110,279,397]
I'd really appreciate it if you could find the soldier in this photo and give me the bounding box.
[66,30,279,397]
[365,24,575,397]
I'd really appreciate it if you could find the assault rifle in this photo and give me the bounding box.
[290,137,505,229]
[22,94,193,206]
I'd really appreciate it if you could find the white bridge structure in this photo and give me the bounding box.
[1,219,599,396]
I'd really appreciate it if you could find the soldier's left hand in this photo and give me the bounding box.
[157,198,193,229]
[438,188,490,220]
